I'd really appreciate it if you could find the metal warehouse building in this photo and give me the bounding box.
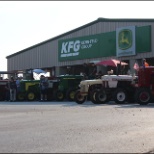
[6,18,154,78]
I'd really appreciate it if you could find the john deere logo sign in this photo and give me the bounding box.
[118,30,132,50]
[116,26,136,57]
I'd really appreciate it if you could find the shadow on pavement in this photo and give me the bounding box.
[0,100,105,107]
[115,102,154,108]
[0,100,154,108]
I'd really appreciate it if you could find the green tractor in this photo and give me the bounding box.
[16,78,59,101]
[16,80,40,101]
[55,75,84,101]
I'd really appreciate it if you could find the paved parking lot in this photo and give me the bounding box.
[0,101,154,153]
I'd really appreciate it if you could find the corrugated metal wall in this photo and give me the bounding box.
[7,21,154,71]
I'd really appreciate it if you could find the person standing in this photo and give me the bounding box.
[39,75,49,101]
[142,58,149,67]
[8,76,17,102]
[90,63,97,79]
[16,77,21,93]
[83,63,89,78]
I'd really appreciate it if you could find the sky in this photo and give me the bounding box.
[0,1,154,71]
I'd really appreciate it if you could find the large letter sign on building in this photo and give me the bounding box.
[116,26,136,57]
[58,35,101,61]
[58,25,151,62]
[58,33,116,61]
[61,40,80,57]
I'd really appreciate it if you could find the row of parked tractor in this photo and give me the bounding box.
[0,66,154,105]
[0,75,83,102]
[75,66,154,106]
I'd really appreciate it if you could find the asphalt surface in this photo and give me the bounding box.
[0,100,154,153]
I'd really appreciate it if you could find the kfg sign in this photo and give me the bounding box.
[61,40,80,53]
[60,38,98,57]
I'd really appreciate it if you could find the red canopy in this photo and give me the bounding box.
[96,59,128,67]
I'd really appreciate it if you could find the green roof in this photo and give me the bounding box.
[6,18,154,59]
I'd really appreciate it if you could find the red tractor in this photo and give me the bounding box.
[134,66,154,105]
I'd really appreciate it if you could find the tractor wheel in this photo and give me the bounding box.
[113,88,127,104]
[26,91,36,101]
[55,90,65,101]
[135,88,151,105]
[95,89,109,104]
[66,88,77,101]
[90,89,101,104]
[16,92,25,101]
[74,90,86,104]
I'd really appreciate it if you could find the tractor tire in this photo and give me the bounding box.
[66,88,77,101]
[55,90,65,101]
[74,90,86,104]
[16,92,25,101]
[135,88,151,105]
[90,89,101,104]
[113,88,127,104]
[95,89,109,104]
[26,91,36,101]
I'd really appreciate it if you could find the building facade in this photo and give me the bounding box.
[6,18,154,77]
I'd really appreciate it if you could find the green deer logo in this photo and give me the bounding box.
[118,30,132,50]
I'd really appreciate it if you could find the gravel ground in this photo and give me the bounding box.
[0,101,154,153]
